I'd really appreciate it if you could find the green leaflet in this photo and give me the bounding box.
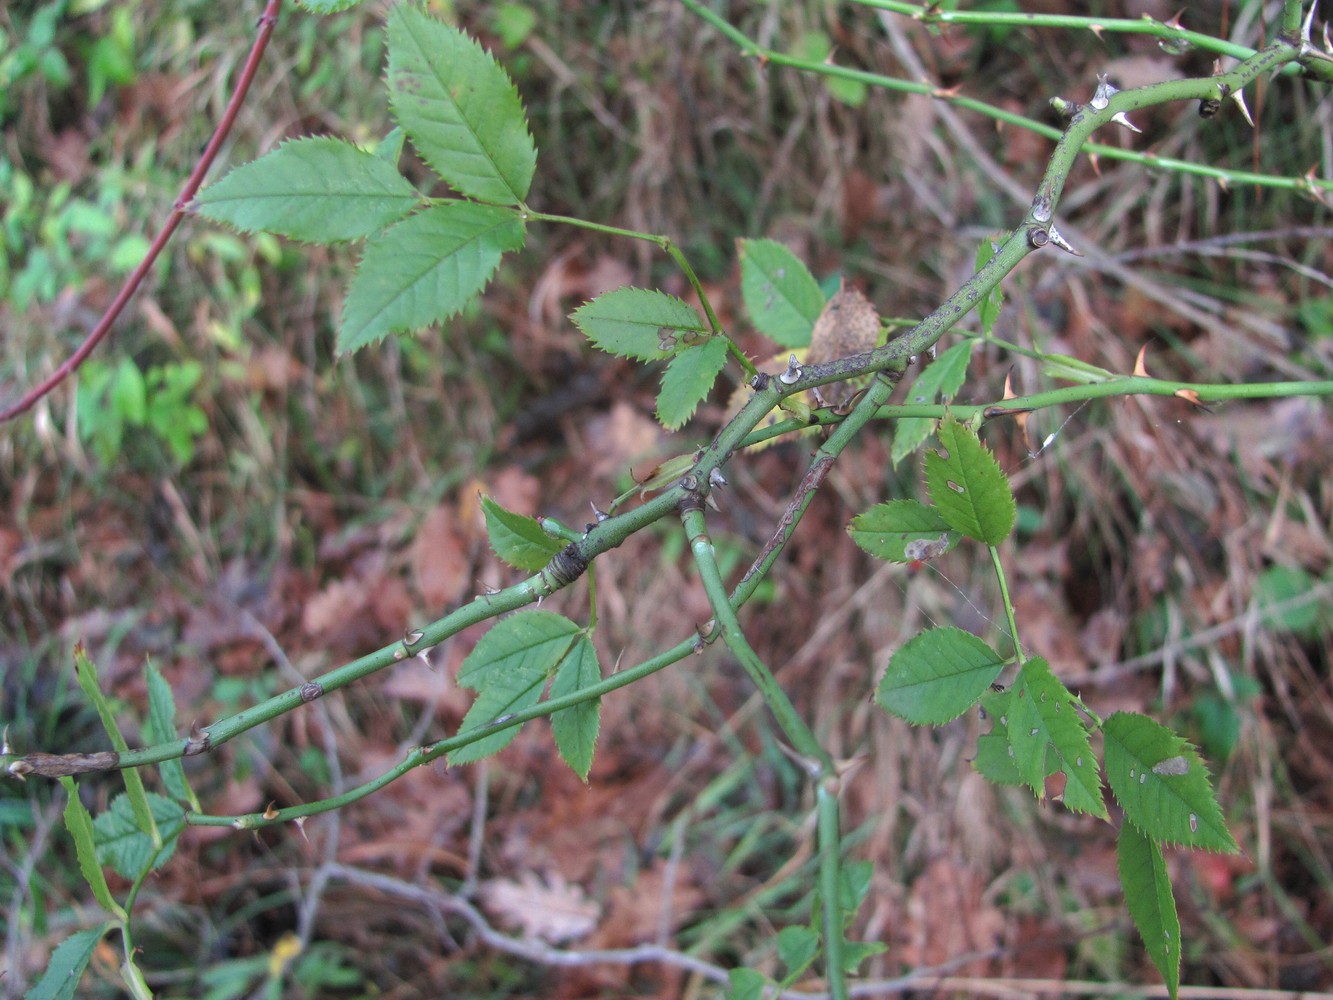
[891,340,975,467]
[387,5,537,205]
[73,646,158,851]
[877,626,1005,725]
[1103,712,1237,852]
[93,792,186,881]
[847,498,957,564]
[59,778,124,920]
[452,611,584,765]
[481,496,566,571]
[777,925,819,981]
[738,238,825,348]
[143,659,198,810]
[725,968,767,1000]
[23,923,113,1000]
[548,636,602,781]
[924,416,1015,545]
[193,136,419,243]
[1118,823,1181,1000]
[657,336,729,430]
[337,201,525,354]
[570,287,707,362]
[973,688,1024,786]
[1007,658,1106,818]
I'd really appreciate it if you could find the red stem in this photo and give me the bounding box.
[0,0,284,424]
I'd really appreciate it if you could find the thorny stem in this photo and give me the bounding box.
[854,0,1258,60]
[815,780,847,1000]
[13,27,1321,782]
[189,541,793,829]
[4,0,1323,817]
[0,0,284,424]
[7,9,1331,997]
[680,0,1333,196]
[680,504,847,1000]
[739,377,1333,449]
[1282,0,1306,41]
[680,507,830,769]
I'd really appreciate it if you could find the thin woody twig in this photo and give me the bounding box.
[321,862,1006,999]
[0,0,284,424]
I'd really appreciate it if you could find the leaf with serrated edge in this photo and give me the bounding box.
[973,688,1024,786]
[549,635,602,781]
[73,646,158,848]
[1118,822,1181,1000]
[570,288,706,362]
[481,496,565,571]
[387,6,536,204]
[451,612,582,765]
[194,137,419,243]
[93,792,186,881]
[143,660,197,810]
[777,925,819,979]
[848,499,958,564]
[24,923,113,1000]
[657,336,729,430]
[338,201,524,354]
[924,416,1015,545]
[1008,658,1107,818]
[878,626,1005,725]
[738,238,826,348]
[59,777,124,919]
[891,340,975,467]
[1104,712,1237,852]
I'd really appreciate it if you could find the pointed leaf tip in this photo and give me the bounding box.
[878,626,1005,725]
[924,416,1015,545]
[337,201,524,354]
[387,6,537,204]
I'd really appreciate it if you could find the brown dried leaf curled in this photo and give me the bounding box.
[807,280,880,407]
[807,280,880,365]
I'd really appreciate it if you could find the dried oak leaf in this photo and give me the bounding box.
[480,872,600,944]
